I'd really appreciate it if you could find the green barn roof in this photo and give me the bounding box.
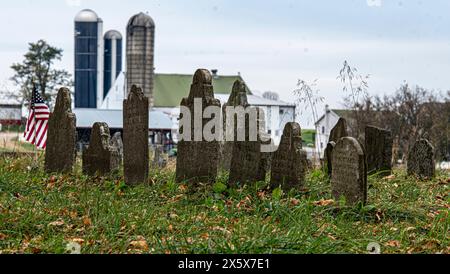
[153,73,252,107]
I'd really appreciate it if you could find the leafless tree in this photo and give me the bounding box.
[293,78,324,157]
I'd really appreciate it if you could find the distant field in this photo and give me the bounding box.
[302,129,316,147]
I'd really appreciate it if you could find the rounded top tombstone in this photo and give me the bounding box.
[193,69,212,85]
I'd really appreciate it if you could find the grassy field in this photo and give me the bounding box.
[0,154,448,254]
[301,129,316,147]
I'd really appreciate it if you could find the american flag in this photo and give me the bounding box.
[23,86,50,149]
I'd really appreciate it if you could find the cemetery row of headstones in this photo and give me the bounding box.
[324,116,436,205]
[43,69,436,206]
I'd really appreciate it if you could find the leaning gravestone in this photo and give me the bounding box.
[175,69,221,183]
[228,106,269,185]
[82,122,120,176]
[407,139,435,179]
[123,85,149,185]
[331,137,367,205]
[270,122,307,190]
[365,126,393,176]
[325,118,349,177]
[45,88,76,173]
[219,80,250,171]
[110,132,123,162]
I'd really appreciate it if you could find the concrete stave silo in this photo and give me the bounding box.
[126,12,155,108]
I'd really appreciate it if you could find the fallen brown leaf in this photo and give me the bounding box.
[82,216,92,227]
[385,240,400,247]
[71,238,85,245]
[129,237,149,251]
[313,199,334,206]
[48,220,65,227]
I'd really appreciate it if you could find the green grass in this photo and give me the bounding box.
[0,155,448,254]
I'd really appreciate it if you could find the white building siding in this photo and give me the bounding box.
[315,110,340,158]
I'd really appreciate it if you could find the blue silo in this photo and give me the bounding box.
[103,30,123,98]
[74,9,104,108]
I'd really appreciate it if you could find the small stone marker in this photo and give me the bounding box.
[228,107,269,185]
[270,122,307,190]
[365,126,393,176]
[82,122,120,176]
[110,132,124,162]
[152,145,167,168]
[175,69,221,183]
[325,118,349,177]
[331,137,367,205]
[407,139,435,179]
[123,85,149,185]
[45,88,77,173]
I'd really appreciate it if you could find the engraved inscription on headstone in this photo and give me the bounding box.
[228,107,269,185]
[325,118,349,177]
[123,85,149,185]
[45,88,77,173]
[270,122,307,190]
[331,137,367,205]
[407,139,435,179]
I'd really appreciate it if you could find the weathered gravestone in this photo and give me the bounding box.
[407,139,435,178]
[324,141,336,177]
[325,118,349,177]
[270,122,307,190]
[331,137,367,205]
[228,106,269,185]
[219,80,250,171]
[123,85,149,185]
[110,132,123,162]
[175,69,221,183]
[152,145,167,168]
[45,88,76,173]
[82,122,120,176]
[365,126,393,176]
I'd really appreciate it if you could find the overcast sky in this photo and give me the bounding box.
[1,0,449,127]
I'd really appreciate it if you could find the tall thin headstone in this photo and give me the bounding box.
[365,126,393,176]
[331,137,367,205]
[270,122,307,190]
[228,107,268,185]
[45,88,76,173]
[325,118,349,177]
[123,85,149,185]
[407,139,435,179]
[82,122,120,176]
[175,69,221,183]
[219,80,249,171]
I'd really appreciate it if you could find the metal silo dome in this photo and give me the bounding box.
[74,9,99,22]
[104,30,123,40]
[127,12,155,28]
